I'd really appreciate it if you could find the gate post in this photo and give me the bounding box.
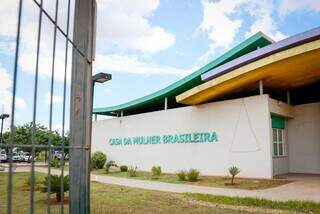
[69,0,96,213]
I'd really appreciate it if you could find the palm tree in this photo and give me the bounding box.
[42,175,69,202]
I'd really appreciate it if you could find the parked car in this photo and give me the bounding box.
[0,149,7,162]
[52,151,69,161]
[12,152,22,162]
[22,152,36,162]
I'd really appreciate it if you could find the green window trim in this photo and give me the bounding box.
[271,115,285,129]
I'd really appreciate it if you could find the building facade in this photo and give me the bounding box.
[92,27,320,179]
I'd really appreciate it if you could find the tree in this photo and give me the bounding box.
[228,166,240,185]
[2,123,69,159]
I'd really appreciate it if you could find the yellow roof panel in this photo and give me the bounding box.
[176,40,320,105]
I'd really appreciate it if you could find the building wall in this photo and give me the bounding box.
[92,95,273,178]
[268,98,292,175]
[287,102,320,174]
[273,156,289,175]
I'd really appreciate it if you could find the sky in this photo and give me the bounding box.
[0,0,320,133]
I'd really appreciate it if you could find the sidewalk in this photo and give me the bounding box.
[90,173,320,202]
[31,167,320,202]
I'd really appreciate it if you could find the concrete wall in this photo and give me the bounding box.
[92,95,273,178]
[287,103,320,174]
[273,156,289,175]
[268,98,294,118]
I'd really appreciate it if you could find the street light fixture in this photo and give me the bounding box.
[92,72,112,121]
[92,72,112,84]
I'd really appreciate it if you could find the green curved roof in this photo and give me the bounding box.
[94,32,273,116]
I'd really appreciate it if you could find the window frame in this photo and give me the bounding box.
[272,128,286,157]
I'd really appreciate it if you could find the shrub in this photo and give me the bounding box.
[228,166,240,185]
[128,166,138,177]
[105,160,118,174]
[50,159,60,168]
[24,176,42,191]
[177,170,187,181]
[91,151,107,169]
[42,175,69,202]
[120,165,128,172]
[151,166,162,178]
[187,169,200,182]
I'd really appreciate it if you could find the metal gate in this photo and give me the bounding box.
[0,0,96,213]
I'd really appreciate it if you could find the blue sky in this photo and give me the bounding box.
[0,0,320,132]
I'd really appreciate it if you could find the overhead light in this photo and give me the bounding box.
[0,114,9,119]
[92,72,112,84]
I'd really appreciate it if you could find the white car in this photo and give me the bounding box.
[12,152,22,162]
[0,149,7,161]
[23,152,35,162]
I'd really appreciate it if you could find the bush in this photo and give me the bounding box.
[177,170,187,181]
[128,166,138,177]
[50,159,60,168]
[42,175,69,202]
[24,176,42,191]
[91,151,107,169]
[228,166,240,185]
[120,165,128,172]
[151,166,162,178]
[105,160,118,174]
[187,169,200,182]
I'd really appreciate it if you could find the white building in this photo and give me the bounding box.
[92,27,320,179]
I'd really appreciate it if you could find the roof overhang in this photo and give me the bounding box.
[93,32,273,116]
[176,37,320,105]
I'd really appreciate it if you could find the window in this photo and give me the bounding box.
[273,128,286,157]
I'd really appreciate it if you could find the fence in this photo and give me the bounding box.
[0,0,96,213]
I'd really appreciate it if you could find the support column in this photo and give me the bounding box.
[69,0,96,213]
[286,91,291,105]
[259,80,264,95]
[164,97,168,110]
[121,111,124,117]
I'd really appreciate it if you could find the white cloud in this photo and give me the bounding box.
[279,0,320,16]
[0,0,19,37]
[45,92,63,105]
[0,41,15,54]
[244,0,286,41]
[199,0,287,62]
[199,0,244,60]
[19,52,70,82]
[0,0,72,82]
[1,0,173,83]
[94,54,192,76]
[96,0,175,54]
[104,88,112,93]
[0,63,27,129]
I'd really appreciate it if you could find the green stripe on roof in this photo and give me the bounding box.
[94,32,273,116]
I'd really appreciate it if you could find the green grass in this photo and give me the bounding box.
[0,172,263,214]
[185,193,320,214]
[92,168,288,190]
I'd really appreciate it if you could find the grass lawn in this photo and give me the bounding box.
[0,172,261,214]
[1,172,319,213]
[91,168,288,190]
[186,193,320,214]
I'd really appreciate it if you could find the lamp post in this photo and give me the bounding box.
[0,114,9,169]
[92,72,112,121]
[0,114,9,144]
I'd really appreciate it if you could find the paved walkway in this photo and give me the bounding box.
[4,165,320,202]
[90,173,320,202]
